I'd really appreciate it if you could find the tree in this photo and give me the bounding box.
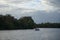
[18,16,36,29]
[0,14,17,29]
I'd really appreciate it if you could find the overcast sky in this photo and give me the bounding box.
[0,0,60,23]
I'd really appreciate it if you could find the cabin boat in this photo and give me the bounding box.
[35,28,40,31]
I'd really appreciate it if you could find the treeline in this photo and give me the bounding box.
[0,14,36,30]
[0,14,60,30]
[37,23,60,28]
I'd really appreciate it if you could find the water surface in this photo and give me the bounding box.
[0,28,60,40]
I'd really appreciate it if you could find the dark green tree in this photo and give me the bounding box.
[18,16,36,29]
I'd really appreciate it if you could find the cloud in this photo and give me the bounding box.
[46,0,60,8]
[1,8,60,23]
[0,0,56,12]
[0,0,60,23]
[0,5,8,8]
[5,0,32,3]
[32,11,60,23]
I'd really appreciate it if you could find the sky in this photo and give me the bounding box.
[0,0,60,24]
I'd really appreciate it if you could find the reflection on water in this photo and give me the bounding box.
[0,28,60,40]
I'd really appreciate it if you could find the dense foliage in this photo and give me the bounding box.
[0,14,35,30]
[0,14,60,30]
[37,23,60,28]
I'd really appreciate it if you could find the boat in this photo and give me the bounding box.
[35,28,40,31]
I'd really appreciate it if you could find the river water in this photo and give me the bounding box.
[0,28,60,40]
